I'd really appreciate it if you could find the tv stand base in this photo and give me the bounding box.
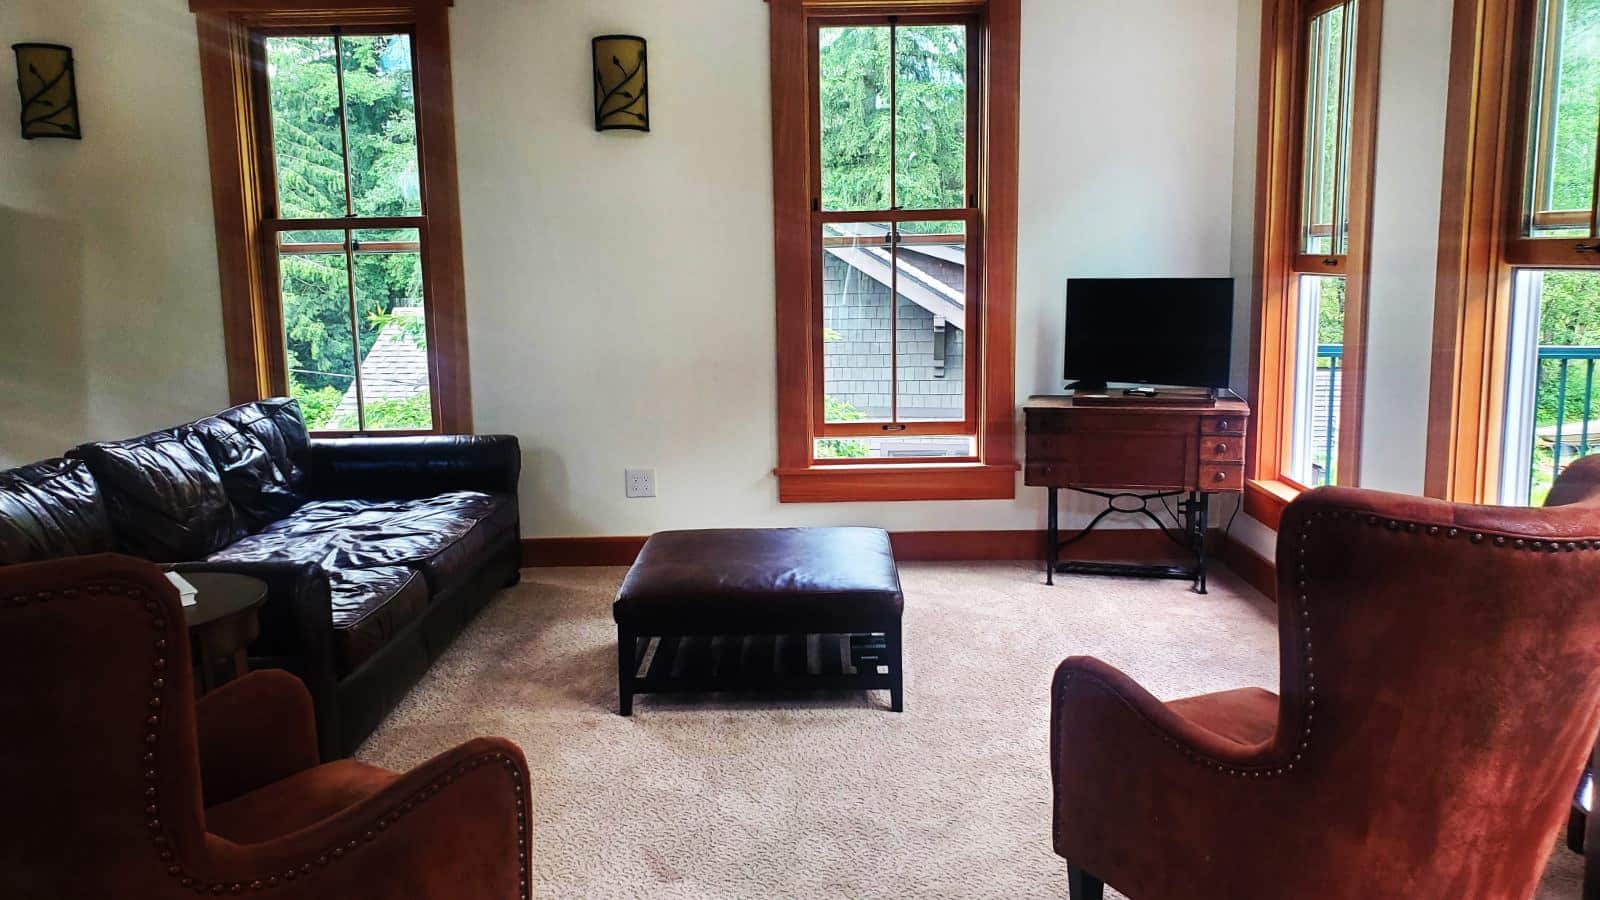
[1045,486,1212,594]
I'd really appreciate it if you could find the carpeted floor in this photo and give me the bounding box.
[357,562,1584,898]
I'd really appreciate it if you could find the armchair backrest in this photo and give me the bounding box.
[1274,485,1600,893]
[0,554,206,898]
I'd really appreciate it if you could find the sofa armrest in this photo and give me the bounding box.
[169,559,343,760]
[196,669,320,807]
[303,435,521,500]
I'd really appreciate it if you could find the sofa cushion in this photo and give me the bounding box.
[72,427,238,563]
[216,399,309,493]
[0,458,115,565]
[329,566,430,676]
[192,415,306,533]
[207,491,517,595]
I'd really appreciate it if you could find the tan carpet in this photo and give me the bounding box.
[356,562,1584,898]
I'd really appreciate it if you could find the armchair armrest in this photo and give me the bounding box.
[1050,656,1283,873]
[1052,657,1268,771]
[303,435,521,501]
[196,670,319,807]
[204,737,532,899]
[169,559,342,760]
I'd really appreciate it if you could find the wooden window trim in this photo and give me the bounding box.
[191,0,472,435]
[1246,0,1383,523]
[1424,0,1600,501]
[768,0,1019,503]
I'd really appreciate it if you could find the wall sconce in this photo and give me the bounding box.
[592,35,648,132]
[12,43,81,140]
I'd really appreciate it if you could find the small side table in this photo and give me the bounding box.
[181,572,268,695]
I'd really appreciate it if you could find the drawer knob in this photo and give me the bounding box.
[1213,471,1227,483]
[1215,442,1228,454]
[1218,419,1232,431]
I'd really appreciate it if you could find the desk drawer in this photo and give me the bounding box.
[1199,436,1245,462]
[1201,415,1247,435]
[1200,464,1244,491]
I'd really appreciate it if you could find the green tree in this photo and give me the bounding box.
[818,24,966,212]
[817,397,871,459]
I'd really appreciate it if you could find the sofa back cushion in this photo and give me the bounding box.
[0,458,115,565]
[72,427,238,562]
[192,415,306,533]
[217,398,309,490]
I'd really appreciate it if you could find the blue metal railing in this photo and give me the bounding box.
[1313,344,1342,487]
[1532,346,1600,492]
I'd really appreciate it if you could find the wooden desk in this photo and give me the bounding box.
[1024,395,1251,592]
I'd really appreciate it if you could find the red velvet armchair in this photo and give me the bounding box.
[1052,485,1600,899]
[1,554,532,899]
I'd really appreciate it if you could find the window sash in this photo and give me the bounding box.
[1522,0,1599,236]
[1281,0,1361,484]
[807,13,983,457]
[1298,0,1358,257]
[248,24,442,434]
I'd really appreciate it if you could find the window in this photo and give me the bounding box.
[1246,0,1381,526]
[770,0,1019,502]
[1427,0,1600,503]
[191,1,471,435]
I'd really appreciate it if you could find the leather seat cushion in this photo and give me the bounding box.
[71,426,239,563]
[1165,686,1279,747]
[205,758,398,845]
[192,416,306,533]
[0,458,115,565]
[613,527,904,633]
[206,491,516,595]
[330,566,430,676]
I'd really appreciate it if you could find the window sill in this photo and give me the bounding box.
[775,462,1018,503]
[1243,478,1303,530]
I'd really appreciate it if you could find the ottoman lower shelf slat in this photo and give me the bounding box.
[628,633,893,696]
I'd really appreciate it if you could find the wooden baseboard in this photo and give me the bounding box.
[520,536,647,567]
[1218,534,1277,602]
[523,528,1213,568]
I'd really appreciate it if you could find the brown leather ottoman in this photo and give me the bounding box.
[612,527,904,715]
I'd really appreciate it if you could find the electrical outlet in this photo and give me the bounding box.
[625,468,656,499]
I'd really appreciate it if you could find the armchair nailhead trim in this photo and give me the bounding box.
[1056,506,1600,781]
[3,580,534,900]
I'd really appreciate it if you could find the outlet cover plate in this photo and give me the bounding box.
[625,468,656,499]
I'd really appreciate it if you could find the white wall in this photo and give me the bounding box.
[0,0,228,469]
[1358,0,1454,494]
[456,0,1243,536]
[0,0,1269,542]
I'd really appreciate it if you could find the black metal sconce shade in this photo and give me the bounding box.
[592,35,648,132]
[13,43,81,140]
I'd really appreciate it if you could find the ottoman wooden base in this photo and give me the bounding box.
[612,527,905,715]
[617,630,903,715]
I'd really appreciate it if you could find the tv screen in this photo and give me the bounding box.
[1064,277,1234,389]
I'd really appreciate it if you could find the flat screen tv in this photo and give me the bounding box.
[1064,277,1234,390]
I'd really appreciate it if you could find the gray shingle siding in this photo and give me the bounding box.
[822,253,966,422]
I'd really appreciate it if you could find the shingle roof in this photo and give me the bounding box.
[331,306,429,422]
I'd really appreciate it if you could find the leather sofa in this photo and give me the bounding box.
[0,398,521,758]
